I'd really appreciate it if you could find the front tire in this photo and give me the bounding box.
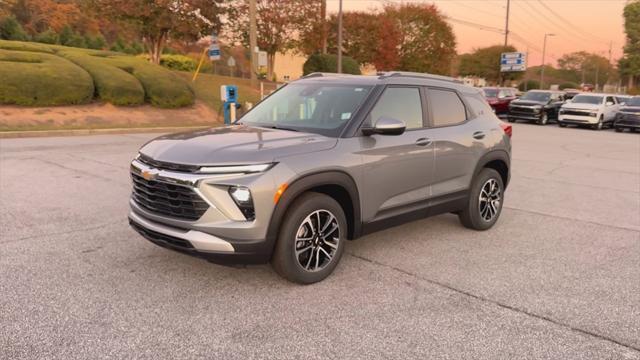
[272,192,347,284]
[593,115,604,130]
[458,168,504,231]
[537,112,548,125]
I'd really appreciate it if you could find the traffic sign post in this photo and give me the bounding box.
[500,52,527,72]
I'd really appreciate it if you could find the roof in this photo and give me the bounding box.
[295,71,470,92]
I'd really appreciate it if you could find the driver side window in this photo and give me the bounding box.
[368,87,424,130]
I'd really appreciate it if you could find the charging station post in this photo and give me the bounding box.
[220,85,238,125]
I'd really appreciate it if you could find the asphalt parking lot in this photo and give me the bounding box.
[1,124,639,359]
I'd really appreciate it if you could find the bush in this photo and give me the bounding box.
[34,29,59,44]
[0,49,94,106]
[0,39,55,53]
[303,53,361,75]
[57,49,145,106]
[518,80,540,91]
[559,82,579,90]
[86,34,106,50]
[140,54,197,72]
[0,16,29,41]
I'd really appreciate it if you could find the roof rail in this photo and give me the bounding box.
[377,71,463,84]
[302,72,359,79]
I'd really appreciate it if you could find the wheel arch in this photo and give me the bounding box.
[265,170,362,257]
[473,150,510,189]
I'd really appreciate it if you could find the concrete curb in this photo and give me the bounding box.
[0,126,211,139]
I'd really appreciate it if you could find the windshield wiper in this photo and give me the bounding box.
[265,125,299,132]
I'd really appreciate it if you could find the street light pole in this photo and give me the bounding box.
[337,0,343,73]
[249,0,258,88]
[540,33,554,90]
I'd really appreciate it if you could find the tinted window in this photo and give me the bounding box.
[429,89,467,127]
[483,88,498,98]
[625,97,640,106]
[369,87,423,129]
[521,91,551,102]
[572,95,604,105]
[239,83,372,137]
[605,96,616,104]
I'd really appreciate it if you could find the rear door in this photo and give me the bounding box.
[357,86,435,222]
[425,88,480,198]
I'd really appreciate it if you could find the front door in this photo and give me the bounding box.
[357,86,435,222]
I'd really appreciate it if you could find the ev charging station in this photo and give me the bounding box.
[220,85,238,125]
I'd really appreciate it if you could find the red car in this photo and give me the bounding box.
[482,87,517,114]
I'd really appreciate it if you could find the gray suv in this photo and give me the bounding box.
[128,72,512,283]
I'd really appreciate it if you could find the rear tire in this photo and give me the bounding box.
[272,192,347,284]
[458,168,504,231]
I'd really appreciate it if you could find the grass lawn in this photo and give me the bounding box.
[178,72,262,111]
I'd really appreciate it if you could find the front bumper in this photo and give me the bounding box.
[508,110,541,121]
[558,114,598,125]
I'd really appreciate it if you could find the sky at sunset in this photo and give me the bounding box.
[326,0,627,67]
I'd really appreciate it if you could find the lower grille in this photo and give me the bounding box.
[131,173,208,221]
[562,110,592,117]
[510,107,535,114]
[130,220,194,250]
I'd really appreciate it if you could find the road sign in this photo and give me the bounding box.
[500,52,527,72]
[227,56,236,67]
[208,44,221,61]
[258,51,267,67]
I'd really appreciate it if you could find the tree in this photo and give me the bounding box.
[619,0,640,89]
[34,28,58,44]
[0,15,28,40]
[97,0,224,64]
[558,51,614,87]
[383,3,456,75]
[325,11,381,66]
[458,45,523,84]
[225,0,319,79]
[303,53,360,75]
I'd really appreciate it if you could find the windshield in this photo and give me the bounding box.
[483,89,498,98]
[521,91,551,102]
[571,95,603,105]
[238,83,372,137]
[624,97,640,106]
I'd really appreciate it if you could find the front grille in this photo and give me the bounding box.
[130,220,194,250]
[131,173,209,221]
[562,110,592,117]
[510,106,535,114]
[138,154,199,173]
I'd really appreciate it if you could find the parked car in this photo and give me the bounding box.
[482,87,517,114]
[558,93,620,130]
[564,89,581,100]
[507,90,565,125]
[615,95,632,105]
[128,72,512,284]
[614,96,640,133]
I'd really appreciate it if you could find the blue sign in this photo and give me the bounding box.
[500,52,527,72]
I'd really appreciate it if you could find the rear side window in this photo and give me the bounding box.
[428,89,467,127]
[368,87,424,129]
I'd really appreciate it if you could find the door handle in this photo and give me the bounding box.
[415,138,432,146]
[473,131,485,140]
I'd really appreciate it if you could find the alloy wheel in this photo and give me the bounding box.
[478,178,501,222]
[294,210,340,272]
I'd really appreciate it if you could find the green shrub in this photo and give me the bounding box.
[86,34,106,50]
[559,82,579,90]
[34,29,59,44]
[0,16,29,41]
[0,39,55,53]
[518,80,540,91]
[303,53,361,75]
[0,49,94,106]
[57,49,145,106]
[140,54,197,72]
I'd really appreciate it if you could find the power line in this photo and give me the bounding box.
[535,0,611,45]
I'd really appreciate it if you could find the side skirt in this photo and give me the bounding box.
[360,190,468,236]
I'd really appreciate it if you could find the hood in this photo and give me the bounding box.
[620,106,640,114]
[510,99,547,106]
[139,125,337,166]
[561,103,601,111]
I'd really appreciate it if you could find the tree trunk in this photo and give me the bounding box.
[144,32,168,65]
[267,52,276,81]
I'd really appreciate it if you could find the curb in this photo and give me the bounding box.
[0,126,211,139]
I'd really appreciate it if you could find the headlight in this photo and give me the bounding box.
[559,109,565,114]
[589,111,598,117]
[533,106,541,113]
[229,186,255,220]
[198,163,275,174]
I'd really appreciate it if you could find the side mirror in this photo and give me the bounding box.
[362,117,406,136]
[605,101,614,106]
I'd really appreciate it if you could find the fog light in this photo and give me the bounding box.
[229,186,255,220]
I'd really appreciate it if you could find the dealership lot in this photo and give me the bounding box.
[1,125,639,359]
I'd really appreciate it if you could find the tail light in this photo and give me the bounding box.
[500,122,512,138]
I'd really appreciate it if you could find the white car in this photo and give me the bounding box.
[558,93,621,130]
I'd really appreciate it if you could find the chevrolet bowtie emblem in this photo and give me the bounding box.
[142,169,158,181]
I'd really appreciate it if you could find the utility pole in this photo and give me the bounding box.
[337,0,343,73]
[321,0,327,54]
[540,33,554,90]
[504,0,510,47]
[249,0,258,88]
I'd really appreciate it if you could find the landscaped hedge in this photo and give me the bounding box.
[0,40,195,108]
[58,49,146,106]
[0,49,94,106]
